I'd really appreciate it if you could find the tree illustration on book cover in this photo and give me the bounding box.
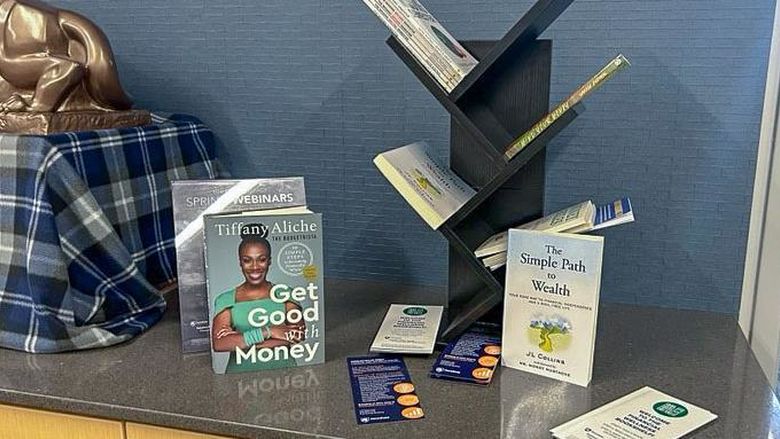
[411,168,442,197]
[529,316,572,352]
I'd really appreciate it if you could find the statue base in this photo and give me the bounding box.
[0,110,152,134]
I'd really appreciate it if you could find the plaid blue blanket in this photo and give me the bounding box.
[0,114,223,353]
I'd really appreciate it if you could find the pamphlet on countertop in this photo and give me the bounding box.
[551,386,718,438]
[370,304,443,354]
[348,355,425,424]
[430,322,501,385]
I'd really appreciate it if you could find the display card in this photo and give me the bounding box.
[551,386,717,438]
[430,322,501,385]
[370,304,443,354]
[347,355,425,425]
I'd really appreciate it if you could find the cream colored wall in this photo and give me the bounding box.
[740,0,780,390]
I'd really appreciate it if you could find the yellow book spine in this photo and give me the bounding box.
[504,54,631,160]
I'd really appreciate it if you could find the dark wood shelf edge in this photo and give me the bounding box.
[386,36,505,165]
[445,102,585,227]
[450,0,575,101]
[439,286,503,342]
[439,224,504,293]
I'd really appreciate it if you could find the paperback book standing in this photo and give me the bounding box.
[203,208,324,373]
[502,229,604,387]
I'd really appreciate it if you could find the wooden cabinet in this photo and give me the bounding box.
[126,423,233,439]
[0,404,234,439]
[0,404,124,439]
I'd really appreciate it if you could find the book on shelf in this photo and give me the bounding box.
[361,0,478,93]
[171,178,307,353]
[374,141,476,230]
[475,200,596,258]
[591,197,633,231]
[203,207,324,373]
[504,54,631,160]
[482,252,507,271]
[476,197,633,271]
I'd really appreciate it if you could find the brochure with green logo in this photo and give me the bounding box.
[370,304,443,354]
[551,386,717,438]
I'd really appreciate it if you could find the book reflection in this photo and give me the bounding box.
[235,367,323,427]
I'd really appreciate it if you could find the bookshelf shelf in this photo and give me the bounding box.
[382,0,580,342]
[448,0,575,101]
[387,36,505,165]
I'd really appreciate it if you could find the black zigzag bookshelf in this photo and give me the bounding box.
[385,0,582,342]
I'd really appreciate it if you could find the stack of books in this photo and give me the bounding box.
[361,0,478,93]
[475,198,634,270]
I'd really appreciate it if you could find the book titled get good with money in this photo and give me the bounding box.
[203,208,323,373]
[374,142,476,230]
[551,386,718,438]
[502,230,603,387]
[371,304,444,354]
[172,178,307,353]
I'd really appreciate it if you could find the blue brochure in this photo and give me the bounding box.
[430,322,501,385]
[347,355,425,425]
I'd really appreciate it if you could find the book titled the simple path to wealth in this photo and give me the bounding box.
[502,229,603,387]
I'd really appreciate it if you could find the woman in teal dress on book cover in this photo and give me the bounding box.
[211,226,305,372]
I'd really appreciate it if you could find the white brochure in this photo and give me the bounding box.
[551,386,718,438]
[370,304,444,354]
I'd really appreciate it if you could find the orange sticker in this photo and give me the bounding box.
[401,406,425,419]
[393,382,415,394]
[478,356,498,367]
[396,394,420,406]
[483,345,501,355]
[472,367,493,380]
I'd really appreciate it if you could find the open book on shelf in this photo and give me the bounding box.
[374,141,476,230]
[504,54,631,160]
[476,197,634,270]
[361,0,477,93]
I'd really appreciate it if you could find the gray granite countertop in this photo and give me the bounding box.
[0,278,779,438]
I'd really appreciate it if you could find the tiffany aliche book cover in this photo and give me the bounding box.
[203,209,324,373]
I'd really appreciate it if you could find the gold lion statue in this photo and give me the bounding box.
[0,0,149,133]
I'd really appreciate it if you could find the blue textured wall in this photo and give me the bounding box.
[50,0,774,314]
